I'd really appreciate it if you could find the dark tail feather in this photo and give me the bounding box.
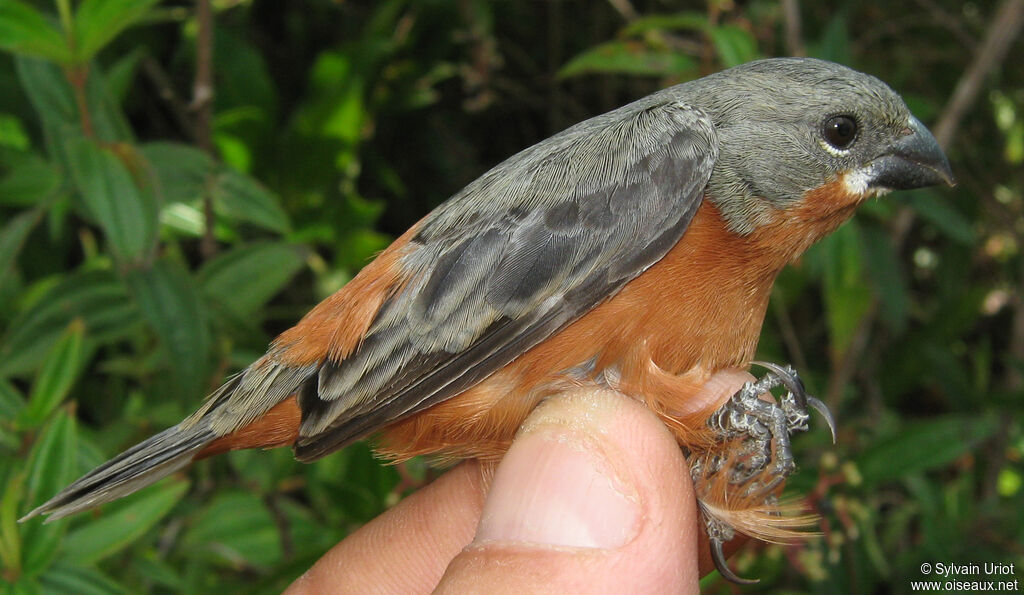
[19,366,307,522]
[19,422,215,523]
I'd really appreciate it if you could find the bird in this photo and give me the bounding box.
[23,57,953,583]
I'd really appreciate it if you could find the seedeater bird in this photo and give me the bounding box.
[24,58,953,583]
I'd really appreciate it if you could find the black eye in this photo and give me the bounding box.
[823,115,857,149]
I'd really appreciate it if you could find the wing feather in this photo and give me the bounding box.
[291,98,718,460]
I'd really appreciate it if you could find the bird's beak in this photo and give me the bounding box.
[869,116,955,190]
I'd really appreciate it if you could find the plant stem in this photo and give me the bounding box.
[67,66,96,139]
[54,0,74,39]
[193,0,217,259]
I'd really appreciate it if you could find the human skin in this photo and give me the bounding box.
[286,369,755,594]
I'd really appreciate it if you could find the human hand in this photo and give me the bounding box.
[287,370,754,594]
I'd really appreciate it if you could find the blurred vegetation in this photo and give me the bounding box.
[0,0,1021,592]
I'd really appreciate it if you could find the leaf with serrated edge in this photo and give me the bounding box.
[73,0,161,61]
[0,1,73,62]
[60,479,188,565]
[19,320,85,429]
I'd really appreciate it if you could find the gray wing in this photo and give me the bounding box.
[292,98,718,461]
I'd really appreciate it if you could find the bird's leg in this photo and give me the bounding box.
[690,362,836,584]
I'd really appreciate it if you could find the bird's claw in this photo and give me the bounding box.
[694,362,836,584]
[751,361,836,443]
[704,513,760,584]
[807,395,837,444]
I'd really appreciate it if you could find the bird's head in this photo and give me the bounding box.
[684,57,954,235]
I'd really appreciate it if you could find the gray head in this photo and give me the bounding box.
[670,57,952,233]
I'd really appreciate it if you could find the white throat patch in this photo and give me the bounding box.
[843,164,892,199]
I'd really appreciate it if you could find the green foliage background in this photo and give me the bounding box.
[0,0,1021,592]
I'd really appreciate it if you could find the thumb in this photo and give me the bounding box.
[435,386,701,594]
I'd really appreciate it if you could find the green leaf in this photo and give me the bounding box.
[907,190,975,245]
[3,576,43,595]
[0,270,138,377]
[212,132,251,173]
[212,27,277,118]
[72,0,161,61]
[129,557,185,589]
[127,556,182,590]
[20,506,64,578]
[860,223,909,334]
[620,12,707,36]
[997,468,1022,497]
[559,40,696,78]
[0,208,43,288]
[158,203,205,237]
[18,320,85,429]
[0,1,73,63]
[311,442,398,523]
[15,56,132,155]
[707,25,759,67]
[141,142,215,204]
[275,497,340,555]
[820,222,872,358]
[60,479,188,565]
[0,149,62,207]
[295,51,367,146]
[0,379,24,421]
[81,64,134,142]
[181,491,281,567]
[198,241,305,317]
[333,227,390,270]
[67,138,158,263]
[125,259,210,396]
[0,113,30,149]
[212,170,291,233]
[22,411,77,514]
[38,563,126,595]
[856,415,997,488]
[922,342,975,402]
[0,469,25,577]
[103,46,144,105]
[812,12,850,64]
[14,57,77,128]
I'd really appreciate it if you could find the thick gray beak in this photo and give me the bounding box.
[870,116,955,190]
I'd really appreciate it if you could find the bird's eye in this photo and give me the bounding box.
[823,115,857,149]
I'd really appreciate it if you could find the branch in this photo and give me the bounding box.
[781,0,805,56]
[932,0,1024,148]
[912,0,979,52]
[605,0,639,21]
[193,0,217,259]
[66,65,96,139]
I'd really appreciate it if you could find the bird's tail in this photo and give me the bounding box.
[20,420,218,522]
[18,368,299,522]
[22,361,309,523]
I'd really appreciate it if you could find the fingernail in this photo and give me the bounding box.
[474,391,642,549]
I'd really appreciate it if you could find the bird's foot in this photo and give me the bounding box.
[690,362,836,584]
